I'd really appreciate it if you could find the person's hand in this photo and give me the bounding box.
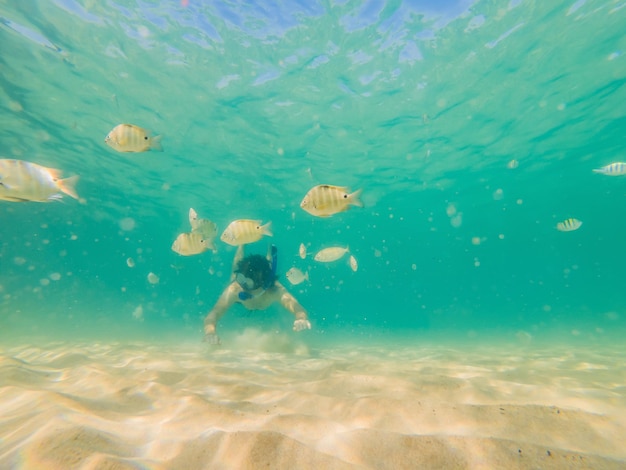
[293,319,311,332]
[203,333,221,345]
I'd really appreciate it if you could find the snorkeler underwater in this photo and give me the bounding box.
[1,0,625,468]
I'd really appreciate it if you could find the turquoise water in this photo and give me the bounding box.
[1,0,625,343]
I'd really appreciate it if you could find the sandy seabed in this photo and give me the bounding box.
[1,329,625,470]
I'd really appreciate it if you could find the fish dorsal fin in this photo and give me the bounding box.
[189,208,198,228]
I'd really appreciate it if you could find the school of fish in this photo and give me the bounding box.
[171,208,218,256]
[4,119,623,296]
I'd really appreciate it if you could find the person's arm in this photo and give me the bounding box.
[229,245,245,282]
[275,281,311,331]
[203,282,239,343]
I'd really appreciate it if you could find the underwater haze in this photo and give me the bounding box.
[1,0,626,343]
[3,2,626,469]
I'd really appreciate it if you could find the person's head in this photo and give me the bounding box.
[235,254,276,292]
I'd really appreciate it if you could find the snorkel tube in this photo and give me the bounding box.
[269,244,278,287]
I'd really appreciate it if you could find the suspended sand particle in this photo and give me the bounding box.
[137,25,150,37]
[450,214,463,228]
[446,204,457,217]
[36,130,50,142]
[493,188,504,200]
[147,272,159,284]
[471,237,481,246]
[14,257,26,266]
[70,234,78,240]
[49,272,61,281]
[132,305,143,320]
[8,101,23,112]
[126,257,135,268]
[411,264,417,270]
[40,278,50,286]
[507,159,519,169]
[119,217,136,231]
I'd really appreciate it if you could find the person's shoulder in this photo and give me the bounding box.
[271,280,287,292]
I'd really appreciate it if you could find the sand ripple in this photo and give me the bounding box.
[1,332,625,469]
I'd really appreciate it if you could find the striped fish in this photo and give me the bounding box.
[556,218,582,232]
[300,184,363,217]
[220,219,273,246]
[0,159,79,202]
[171,231,212,256]
[189,208,218,243]
[592,162,626,176]
[105,124,163,152]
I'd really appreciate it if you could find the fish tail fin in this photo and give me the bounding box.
[304,271,309,281]
[57,175,79,199]
[348,188,364,207]
[150,134,164,152]
[262,221,273,237]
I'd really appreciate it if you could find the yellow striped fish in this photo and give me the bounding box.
[556,218,582,232]
[300,184,363,217]
[105,124,163,152]
[171,231,211,256]
[0,159,79,202]
[592,162,626,176]
[220,219,273,246]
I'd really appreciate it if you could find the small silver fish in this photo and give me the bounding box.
[314,246,349,262]
[286,267,309,285]
[349,255,358,272]
[299,243,307,259]
[0,159,79,202]
[593,162,626,176]
[556,218,582,232]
